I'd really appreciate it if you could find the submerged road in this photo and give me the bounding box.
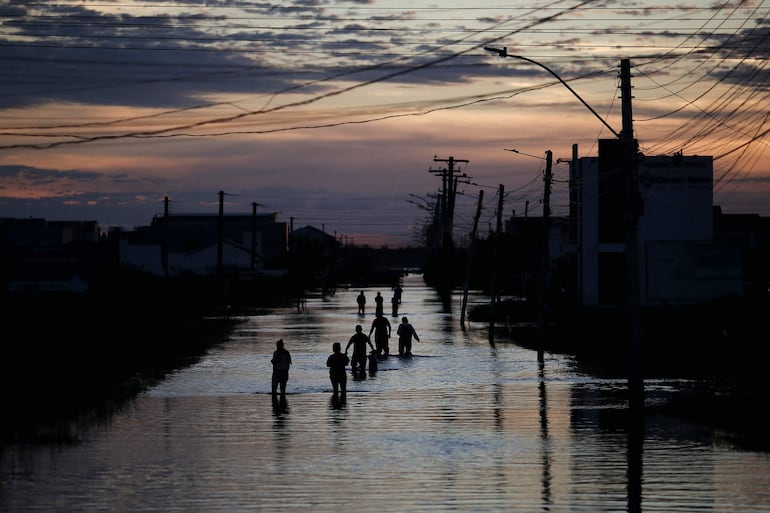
[2,274,769,512]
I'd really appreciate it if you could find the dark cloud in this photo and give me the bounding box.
[0,2,327,108]
[0,164,104,182]
[0,164,163,185]
[0,1,614,111]
[0,164,167,227]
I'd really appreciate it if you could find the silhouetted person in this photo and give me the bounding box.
[397,316,420,356]
[346,324,375,375]
[391,294,399,317]
[356,291,366,315]
[393,283,403,304]
[368,312,391,357]
[271,338,292,400]
[374,291,384,316]
[326,342,350,397]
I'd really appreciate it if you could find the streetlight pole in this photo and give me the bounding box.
[485,48,643,405]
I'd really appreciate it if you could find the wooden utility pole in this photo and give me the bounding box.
[430,156,469,250]
[461,189,484,330]
[537,151,553,351]
[488,184,504,344]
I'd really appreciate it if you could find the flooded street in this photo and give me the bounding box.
[2,274,769,512]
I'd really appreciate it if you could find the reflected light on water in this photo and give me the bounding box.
[2,275,770,512]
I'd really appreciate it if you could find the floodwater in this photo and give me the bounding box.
[2,274,769,512]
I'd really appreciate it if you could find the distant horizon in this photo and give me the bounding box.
[5,195,767,252]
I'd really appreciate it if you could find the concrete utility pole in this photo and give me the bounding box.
[620,60,644,513]
[620,59,644,409]
[429,156,469,250]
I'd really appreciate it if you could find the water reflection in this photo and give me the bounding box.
[272,396,290,416]
[538,359,552,510]
[627,410,643,513]
[272,397,291,477]
[329,393,346,411]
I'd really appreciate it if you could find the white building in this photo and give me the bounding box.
[118,213,287,277]
[571,140,742,307]
[120,238,257,277]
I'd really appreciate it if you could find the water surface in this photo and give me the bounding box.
[2,274,769,512]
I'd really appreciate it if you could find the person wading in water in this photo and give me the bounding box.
[397,317,420,356]
[368,312,391,357]
[326,342,350,399]
[270,339,292,401]
[356,291,366,315]
[346,324,375,376]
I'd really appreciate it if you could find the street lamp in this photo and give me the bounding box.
[484,46,620,139]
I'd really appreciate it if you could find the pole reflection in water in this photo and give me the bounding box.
[1,274,769,513]
[539,358,552,510]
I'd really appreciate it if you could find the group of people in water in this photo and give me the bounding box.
[356,285,402,317]
[271,285,418,403]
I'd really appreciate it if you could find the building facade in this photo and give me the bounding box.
[571,140,742,307]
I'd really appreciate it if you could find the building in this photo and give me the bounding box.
[290,225,340,260]
[0,218,100,245]
[0,218,107,293]
[570,140,743,308]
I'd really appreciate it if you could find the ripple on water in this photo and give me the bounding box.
[4,281,770,513]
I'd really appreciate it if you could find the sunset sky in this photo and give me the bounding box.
[1,1,768,247]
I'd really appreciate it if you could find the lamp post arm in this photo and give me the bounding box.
[484,46,620,139]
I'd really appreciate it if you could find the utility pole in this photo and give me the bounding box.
[461,190,484,330]
[489,184,504,345]
[429,156,469,251]
[619,60,644,513]
[620,59,644,409]
[537,150,553,352]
